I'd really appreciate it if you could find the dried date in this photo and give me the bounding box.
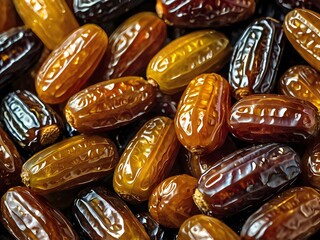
[136,212,166,240]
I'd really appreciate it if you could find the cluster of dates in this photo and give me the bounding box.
[1,0,320,239]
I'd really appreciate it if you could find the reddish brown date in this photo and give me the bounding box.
[193,143,300,218]
[228,94,319,143]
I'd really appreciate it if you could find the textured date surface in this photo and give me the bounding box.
[156,0,256,28]
[283,8,320,72]
[177,214,239,240]
[241,187,320,240]
[174,73,230,155]
[36,24,108,104]
[0,27,43,89]
[193,143,300,218]
[228,94,319,143]
[65,76,157,133]
[136,212,165,240]
[279,65,320,111]
[0,90,64,155]
[21,135,119,194]
[13,0,79,50]
[302,139,320,190]
[73,187,149,240]
[113,116,180,202]
[1,186,79,240]
[147,30,232,94]
[229,17,284,100]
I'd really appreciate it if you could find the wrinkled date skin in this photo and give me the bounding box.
[0,0,20,33]
[147,30,232,94]
[228,94,319,143]
[1,186,79,240]
[113,116,180,203]
[21,135,119,194]
[64,76,157,133]
[229,17,285,100]
[136,212,166,240]
[0,90,64,155]
[193,143,301,218]
[13,0,79,50]
[174,73,231,155]
[73,187,149,240]
[241,187,320,240]
[279,65,320,111]
[36,24,108,104]
[275,0,320,12]
[0,27,43,89]
[156,0,256,28]
[283,8,320,72]
[148,174,200,228]
[177,214,239,240]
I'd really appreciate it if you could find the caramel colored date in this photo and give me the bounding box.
[241,187,320,240]
[228,94,319,143]
[156,0,256,28]
[36,24,108,104]
[113,116,180,202]
[193,143,300,218]
[229,17,284,100]
[64,76,157,133]
[177,214,239,240]
[0,90,64,155]
[174,73,231,155]
[279,65,320,111]
[21,135,119,194]
[73,187,149,240]
[283,8,320,72]
[0,0,20,33]
[1,186,79,240]
[13,0,79,50]
[147,30,232,94]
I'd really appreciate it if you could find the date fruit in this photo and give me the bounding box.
[136,212,166,240]
[0,0,20,33]
[275,0,320,12]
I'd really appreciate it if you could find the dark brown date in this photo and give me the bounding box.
[275,0,320,12]
[193,143,300,218]
[136,212,166,240]
[229,17,285,100]
[0,90,64,155]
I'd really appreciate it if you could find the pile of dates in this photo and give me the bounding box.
[1,0,320,239]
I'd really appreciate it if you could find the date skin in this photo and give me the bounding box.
[228,94,319,143]
[241,187,320,240]
[136,212,166,240]
[1,186,79,240]
[193,143,300,218]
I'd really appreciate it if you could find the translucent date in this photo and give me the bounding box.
[113,116,180,202]
[279,65,320,111]
[36,24,108,104]
[64,76,157,133]
[229,17,285,100]
[147,30,232,94]
[193,143,301,218]
[73,187,149,240]
[283,8,320,72]
[0,27,43,89]
[1,186,79,240]
[177,214,239,240]
[13,0,79,50]
[241,187,320,240]
[0,0,20,33]
[21,135,119,194]
[174,73,231,155]
[228,94,319,143]
[156,0,256,28]
[0,90,64,155]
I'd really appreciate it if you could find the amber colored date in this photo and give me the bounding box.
[228,94,319,143]
[113,116,180,203]
[36,24,108,104]
[156,0,256,28]
[229,17,285,100]
[193,143,300,218]
[1,186,79,240]
[174,73,231,155]
[64,76,157,133]
[0,0,20,33]
[241,187,320,240]
[177,214,239,240]
[73,187,149,240]
[283,8,320,72]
